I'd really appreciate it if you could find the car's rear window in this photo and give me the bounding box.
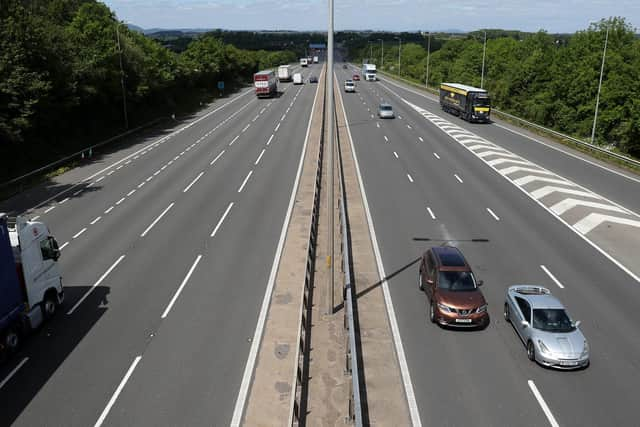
[380,105,392,111]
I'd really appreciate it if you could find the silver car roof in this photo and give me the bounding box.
[508,285,564,309]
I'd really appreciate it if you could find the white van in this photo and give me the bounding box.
[293,73,303,85]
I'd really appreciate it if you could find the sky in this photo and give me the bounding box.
[101,0,639,33]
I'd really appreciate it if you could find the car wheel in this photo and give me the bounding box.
[42,294,57,319]
[527,340,536,361]
[418,271,424,291]
[3,328,20,354]
[429,301,436,324]
[503,302,510,322]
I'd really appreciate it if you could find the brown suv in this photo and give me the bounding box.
[419,246,488,328]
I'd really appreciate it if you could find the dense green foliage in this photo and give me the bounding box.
[349,20,640,157]
[0,0,297,182]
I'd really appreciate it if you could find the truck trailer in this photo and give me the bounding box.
[277,65,292,82]
[254,70,278,98]
[439,83,491,123]
[1,214,64,358]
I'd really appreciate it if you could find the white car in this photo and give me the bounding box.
[293,73,303,85]
[344,80,355,93]
[378,103,395,119]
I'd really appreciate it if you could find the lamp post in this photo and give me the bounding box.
[591,23,609,145]
[115,21,128,129]
[480,30,487,89]
[394,37,402,77]
[326,0,334,314]
[378,39,384,69]
[425,32,431,88]
[369,41,373,61]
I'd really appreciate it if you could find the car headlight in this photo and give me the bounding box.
[437,303,454,313]
[476,304,488,313]
[581,340,589,357]
[538,340,552,355]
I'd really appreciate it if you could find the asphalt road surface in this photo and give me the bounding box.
[0,65,321,427]
[338,62,640,427]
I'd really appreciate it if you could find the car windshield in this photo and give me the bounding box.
[437,271,476,291]
[474,97,491,107]
[532,309,575,332]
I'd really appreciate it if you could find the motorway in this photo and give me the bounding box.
[337,62,640,426]
[0,65,321,426]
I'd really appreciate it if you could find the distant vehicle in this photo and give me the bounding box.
[293,73,303,85]
[313,56,319,63]
[352,74,360,81]
[300,58,308,67]
[1,214,64,358]
[504,285,589,369]
[277,65,292,82]
[440,83,491,123]
[362,63,377,81]
[254,70,277,98]
[419,246,488,328]
[307,56,313,64]
[343,64,348,69]
[344,80,355,93]
[377,103,395,119]
[308,75,318,84]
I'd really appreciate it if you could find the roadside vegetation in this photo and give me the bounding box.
[0,0,297,183]
[345,18,640,159]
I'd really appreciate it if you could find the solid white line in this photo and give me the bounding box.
[107,171,115,176]
[454,174,464,183]
[486,208,500,221]
[73,189,83,196]
[116,198,125,205]
[407,174,414,183]
[427,207,436,220]
[72,228,87,239]
[95,177,105,183]
[0,357,28,390]
[384,135,389,142]
[393,151,399,159]
[59,241,69,250]
[229,135,240,146]
[255,149,266,165]
[31,215,40,221]
[67,255,125,315]
[336,81,422,426]
[237,170,253,193]
[94,356,142,427]
[127,189,136,197]
[230,64,323,427]
[210,150,225,165]
[161,255,202,318]
[90,216,102,225]
[274,123,281,132]
[104,206,114,214]
[44,206,55,214]
[59,197,70,204]
[528,380,560,427]
[141,203,175,237]
[183,172,205,193]
[433,152,440,159]
[541,265,565,289]
[267,134,275,145]
[210,202,234,238]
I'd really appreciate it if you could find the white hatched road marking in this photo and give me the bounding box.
[550,198,627,216]
[574,213,640,235]
[531,186,602,200]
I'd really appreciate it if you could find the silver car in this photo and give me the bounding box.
[504,285,589,369]
[378,103,395,119]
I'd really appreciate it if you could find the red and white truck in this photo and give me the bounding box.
[254,70,278,98]
[1,214,64,358]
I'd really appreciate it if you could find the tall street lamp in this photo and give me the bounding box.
[394,37,402,77]
[591,23,609,145]
[480,30,487,89]
[425,32,431,88]
[115,21,128,129]
[378,39,384,69]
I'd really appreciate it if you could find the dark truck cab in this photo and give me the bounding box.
[440,83,491,123]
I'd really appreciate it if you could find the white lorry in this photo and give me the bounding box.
[293,73,303,85]
[300,58,308,67]
[277,65,292,82]
[1,214,64,356]
[363,63,377,81]
[313,56,319,64]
